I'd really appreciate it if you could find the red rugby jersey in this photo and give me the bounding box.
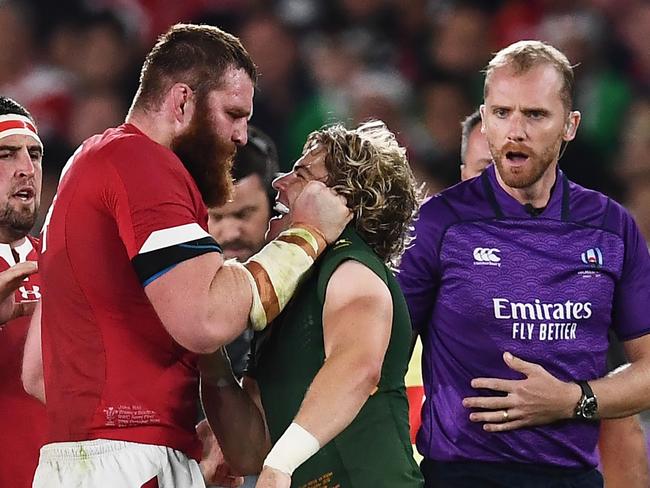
[40,124,212,459]
[0,236,45,488]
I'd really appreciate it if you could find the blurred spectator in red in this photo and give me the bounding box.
[615,1,650,91]
[0,1,73,142]
[72,11,137,94]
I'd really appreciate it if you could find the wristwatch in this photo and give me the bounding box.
[574,380,598,420]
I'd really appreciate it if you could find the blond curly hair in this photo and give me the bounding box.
[304,120,422,270]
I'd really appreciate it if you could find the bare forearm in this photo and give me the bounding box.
[294,351,379,446]
[589,361,650,419]
[199,354,268,474]
[599,416,650,488]
[206,264,252,345]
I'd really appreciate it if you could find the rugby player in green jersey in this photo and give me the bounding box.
[199,120,424,488]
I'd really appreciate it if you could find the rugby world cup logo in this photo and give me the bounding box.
[581,247,603,268]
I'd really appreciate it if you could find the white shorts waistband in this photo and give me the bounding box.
[39,439,153,461]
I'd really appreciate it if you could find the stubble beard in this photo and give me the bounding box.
[491,133,564,189]
[0,201,37,242]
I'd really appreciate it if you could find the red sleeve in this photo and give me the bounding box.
[102,138,208,260]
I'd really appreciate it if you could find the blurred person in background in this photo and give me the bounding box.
[239,14,326,170]
[425,3,491,103]
[0,1,73,142]
[459,109,493,181]
[415,76,473,193]
[400,40,650,487]
[618,97,650,244]
[0,96,45,488]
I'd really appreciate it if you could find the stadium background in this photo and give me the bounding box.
[2,0,648,463]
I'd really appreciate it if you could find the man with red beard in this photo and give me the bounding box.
[399,40,650,487]
[0,96,43,488]
[23,24,350,488]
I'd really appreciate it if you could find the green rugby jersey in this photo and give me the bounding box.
[252,227,423,488]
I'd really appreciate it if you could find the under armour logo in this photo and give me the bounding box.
[473,247,501,266]
[18,285,41,301]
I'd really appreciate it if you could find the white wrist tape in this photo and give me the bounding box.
[240,225,327,331]
[263,422,321,476]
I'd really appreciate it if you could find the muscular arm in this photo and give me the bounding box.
[292,259,392,445]
[199,350,270,475]
[144,181,351,355]
[145,252,253,354]
[588,335,650,418]
[258,260,394,485]
[22,301,45,403]
[599,416,650,488]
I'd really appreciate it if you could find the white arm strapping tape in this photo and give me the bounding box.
[263,422,321,476]
[237,226,326,331]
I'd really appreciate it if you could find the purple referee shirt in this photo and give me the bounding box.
[398,164,650,468]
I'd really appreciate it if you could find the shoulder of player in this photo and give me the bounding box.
[327,259,391,307]
[74,125,182,178]
[108,130,180,170]
[566,179,632,233]
[79,131,193,195]
[416,178,485,236]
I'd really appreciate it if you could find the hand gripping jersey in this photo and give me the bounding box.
[39,124,221,460]
[398,165,650,468]
[0,236,45,488]
[252,227,424,487]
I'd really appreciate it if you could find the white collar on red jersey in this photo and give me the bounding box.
[0,237,34,266]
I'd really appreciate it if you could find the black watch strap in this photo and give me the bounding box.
[577,380,594,398]
[575,380,598,420]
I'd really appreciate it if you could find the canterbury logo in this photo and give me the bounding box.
[473,247,501,263]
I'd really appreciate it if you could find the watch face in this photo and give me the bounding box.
[582,397,598,418]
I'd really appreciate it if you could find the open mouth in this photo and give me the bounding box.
[505,151,529,164]
[506,151,528,163]
[272,201,290,218]
[12,187,35,202]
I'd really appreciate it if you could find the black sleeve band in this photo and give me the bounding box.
[133,236,222,286]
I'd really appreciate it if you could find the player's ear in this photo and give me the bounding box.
[563,110,580,141]
[479,105,486,133]
[170,83,195,126]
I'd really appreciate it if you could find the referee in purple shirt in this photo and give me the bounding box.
[399,40,650,487]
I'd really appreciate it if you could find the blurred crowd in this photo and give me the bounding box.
[2,0,648,238]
